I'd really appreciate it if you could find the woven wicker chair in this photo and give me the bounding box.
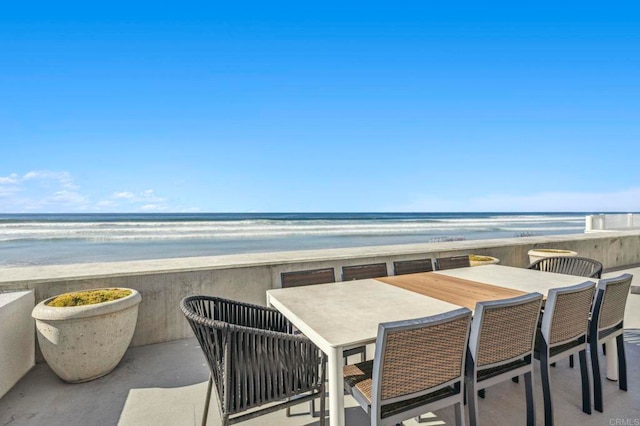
[466,292,543,426]
[281,267,336,288]
[342,263,388,281]
[527,256,603,279]
[589,273,633,413]
[343,308,472,426]
[535,281,596,426]
[180,296,326,426]
[435,255,470,271]
[393,258,434,275]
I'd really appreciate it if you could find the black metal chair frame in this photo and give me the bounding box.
[589,274,632,413]
[181,296,326,426]
[465,292,543,426]
[535,281,595,425]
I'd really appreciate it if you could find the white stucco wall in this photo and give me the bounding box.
[0,291,35,398]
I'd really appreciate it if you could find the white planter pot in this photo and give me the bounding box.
[527,249,577,264]
[32,288,141,383]
[469,256,500,267]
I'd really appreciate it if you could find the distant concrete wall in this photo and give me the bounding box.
[1,231,639,353]
[0,291,35,397]
[586,214,640,232]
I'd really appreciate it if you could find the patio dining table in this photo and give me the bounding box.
[266,264,606,426]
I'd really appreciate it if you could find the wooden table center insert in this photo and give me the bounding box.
[377,272,527,310]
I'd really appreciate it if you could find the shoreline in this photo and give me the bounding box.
[0,212,588,268]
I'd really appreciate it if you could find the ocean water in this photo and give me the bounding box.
[0,213,587,267]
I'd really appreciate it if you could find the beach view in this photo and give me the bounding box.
[1,2,640,426]
[0,212,587,267]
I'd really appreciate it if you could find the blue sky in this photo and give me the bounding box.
[1,1,639,213]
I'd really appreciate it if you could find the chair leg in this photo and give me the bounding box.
[287,400,316,417]
[617,334,627,391]
[579,349,591,414]
[467,379,480,426]
[307,358,329,418]
[602,343,606,356]
[569,354,574,368]
[540,357,553,426]
[202,373,213,426]
[454,401,466,426]
[524,371,535,426]
[590,339,603,412]
[319,385,326,426]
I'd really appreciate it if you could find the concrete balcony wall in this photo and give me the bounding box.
[1,231,639,355]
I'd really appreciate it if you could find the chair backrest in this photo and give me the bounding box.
[180,296,322,416]
[281,267,336,288]
[370,308,472,421]
[435,255,470,271]
[393,258,433,275]
[540,281,596,347]
[527,256,603,279]
[469,293,543,367]
[342,263,388,281]
[591,274,633,336]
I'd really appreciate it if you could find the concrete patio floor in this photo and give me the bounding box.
[2,268,640,426]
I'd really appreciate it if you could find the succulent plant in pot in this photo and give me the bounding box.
[469,254,500,266]
[32,288,141,383]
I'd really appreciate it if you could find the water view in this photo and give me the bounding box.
[0,212,587,267]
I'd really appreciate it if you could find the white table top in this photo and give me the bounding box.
[433,264,594,295]
[266,279,461,354]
